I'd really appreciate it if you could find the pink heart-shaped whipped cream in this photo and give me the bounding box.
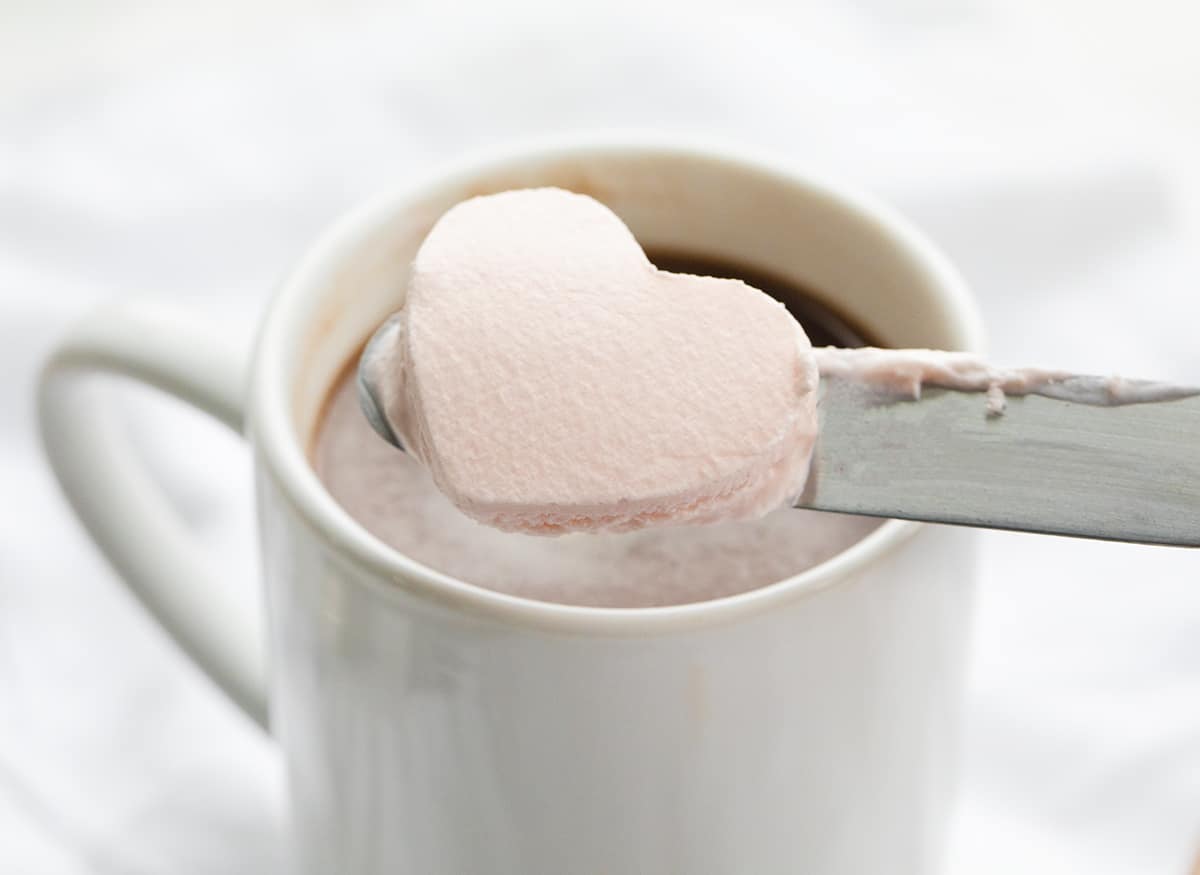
[379,188,819,534]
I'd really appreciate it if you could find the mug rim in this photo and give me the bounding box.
[250,134,986,635]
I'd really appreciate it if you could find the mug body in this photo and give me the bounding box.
[250,141,984,874]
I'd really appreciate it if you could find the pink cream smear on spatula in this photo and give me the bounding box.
[376,188,820,534]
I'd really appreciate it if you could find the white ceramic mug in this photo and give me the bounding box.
[39,138,985,874]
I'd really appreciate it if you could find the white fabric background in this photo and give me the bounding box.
[3,1,1200,872]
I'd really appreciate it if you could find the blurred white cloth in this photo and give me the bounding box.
[3,1,1200,873]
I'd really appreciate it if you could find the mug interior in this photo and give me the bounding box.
[255,141,984,624]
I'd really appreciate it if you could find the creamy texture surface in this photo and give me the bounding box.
[316,371,881,608]
[814,347,1072,415]
[814,347,1199,414]
[375,188,820,535]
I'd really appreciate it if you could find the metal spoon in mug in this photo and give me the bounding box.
[359,317,1200,548]
[357,314,406,453]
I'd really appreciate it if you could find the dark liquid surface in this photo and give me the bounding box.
[312,252,884,608]
[649,251,877,348]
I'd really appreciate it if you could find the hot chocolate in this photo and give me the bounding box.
[311,250,883,608]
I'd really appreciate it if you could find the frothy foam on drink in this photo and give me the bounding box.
[315,371,881,608]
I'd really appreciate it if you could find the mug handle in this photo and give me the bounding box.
[37,298,268,727]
